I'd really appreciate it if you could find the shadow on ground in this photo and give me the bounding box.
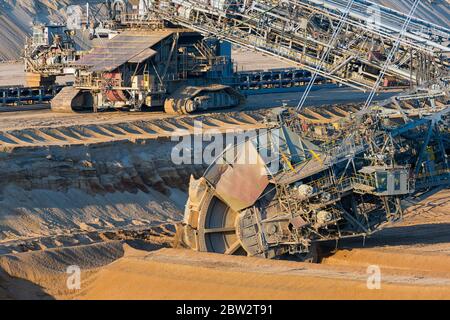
[317,222,450,263]
[0,268,54,300]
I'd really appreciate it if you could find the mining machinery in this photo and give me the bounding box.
[34,0,449,259]
[170,0,450,259]
[21,15,323,112]
[49,0,450,114]
[179,90,450,261]
[23,24,82,87]
[49,1,247,114]
[150,0,450,91]
[50,27,245,113]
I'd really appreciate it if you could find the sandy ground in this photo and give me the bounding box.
[0,108,263,132]
[72,188,450,300]
[0,188,448,300]
[0,186,182,250]
[0,109,265,150]
[75,247,450,300]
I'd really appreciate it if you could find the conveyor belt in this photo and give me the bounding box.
[0,85,67,106]
[237,68,330,94]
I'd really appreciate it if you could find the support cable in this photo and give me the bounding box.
[337,0,422,153]
[296,0,355,112]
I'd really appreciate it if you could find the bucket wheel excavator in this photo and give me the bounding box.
[167,0,450,260]
[179,100,450,261]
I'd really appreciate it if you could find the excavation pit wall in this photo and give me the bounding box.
[0,129,265,251]
[0,138,205,198]
[0,140,181,249]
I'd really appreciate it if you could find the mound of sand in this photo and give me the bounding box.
[0,241,135,299]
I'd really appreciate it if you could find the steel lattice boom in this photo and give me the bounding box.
[148,0,449,91]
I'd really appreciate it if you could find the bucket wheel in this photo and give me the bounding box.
[196,195,247,256]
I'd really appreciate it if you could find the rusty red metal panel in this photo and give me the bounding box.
[214,142,269,212]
